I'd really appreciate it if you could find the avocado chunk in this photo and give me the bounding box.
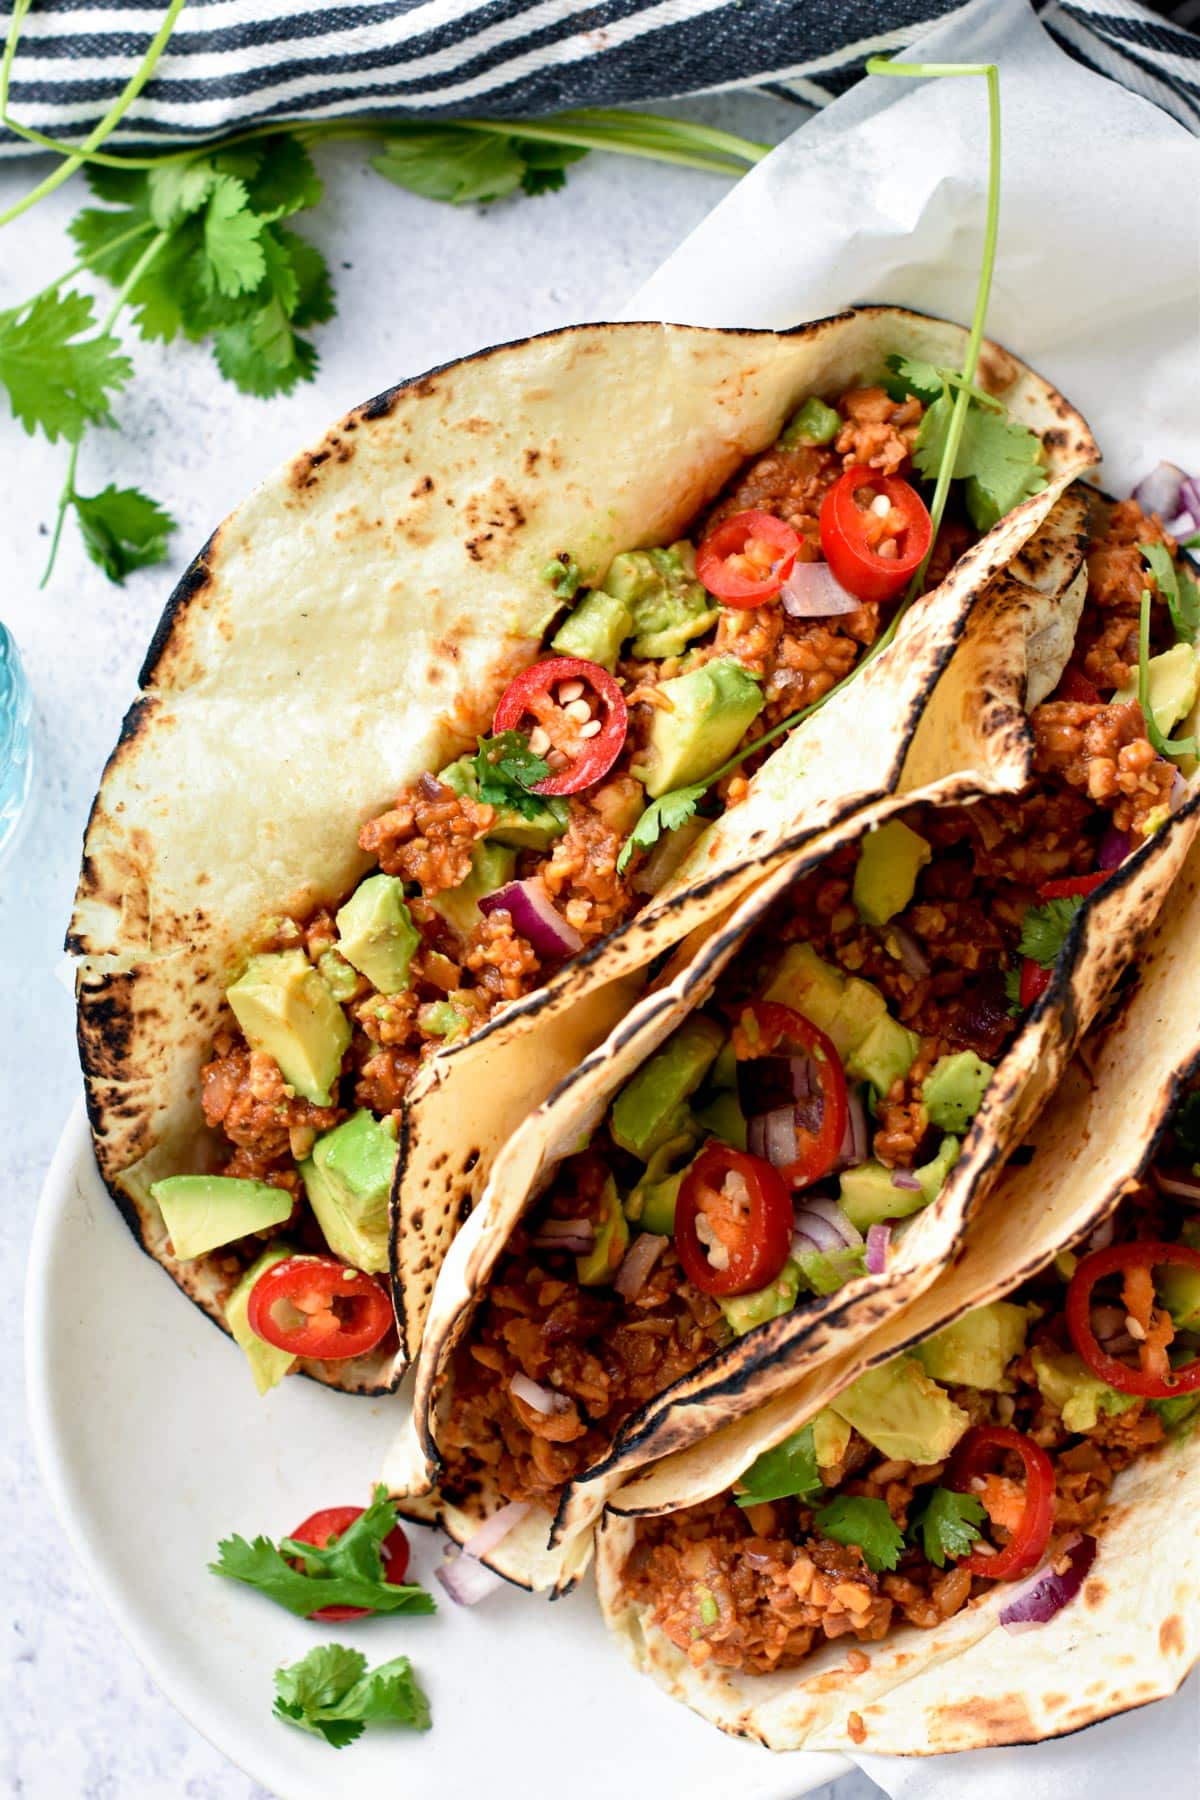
[693,1088,747,1149]
[633,660,764,799]
[227,949,351,1106]
[853,819,932,927]
[150,1173,294,1261]
[914,1301,1030,1392]
[838,1161,927,1233]
[915,1134,960,1205]
[335,873,420,997]
[601,542,718,661]
[719,1258,801,1336]
[299,1110,397,1275]
[845,1014,920,1094]
[417,998,472,1042]
[1115,639,1199,737]
[831,1356,970,1463]
[1031,1346,1138,1433]
[438,753,568,851]
[623,1137,699,1235]
[766,943,845,1037]
[610,1015,725,1159]
[225,1245,297,1395]
[779,396,841,448]
[922,1051,994,1134]
[425,841,517,941]
[812,1407,852,1471]
[551,586,634,671]
[1159,1261,1200,1330]
[794,1243,867,1296]
[576,1176,630,1285]
[317,947,360,1003]
[829,978,888,1059]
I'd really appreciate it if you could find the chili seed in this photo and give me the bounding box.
[528,725,551,756]
[579,719,602,739]
[563,697,593,724]
[870,493,891,517]
[556,679,585,704]
[1125,1314,1147,1341]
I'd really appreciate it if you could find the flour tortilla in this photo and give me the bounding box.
[386,489,1200,1585]
[598,833,1200,1752]
[70,311,1095,1392]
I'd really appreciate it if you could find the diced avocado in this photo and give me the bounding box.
[300,1110,397,1275]
[794,1243,867,1295]
[838,1161,927,1233]
[1031,1346,1139,1433]
[576,1176,630,1285]
[632,660,764,799]
[226,1245,297,1395]
[693,1089,746,1150]
[812,1407,852,1471]
[779,396,841,448]
[1159,1261,1200,1330]
[845,1014,920,1094]
[829,978,888,1061]
[601,542,718,661]
[317,947,360,1004]
[335,873,419,996]
[227,949,351,1106]
[915,1134,960,1205]
[1153,1391,1200,1434]
[551,587,634,671]
[610,1015,725,1159]
[150,1173,294,1261]
[418,998,472,1041]
[922,1051,994,1134]
[831,1356,970,1463]
[719,1258,801,1336]
[766,943,845,1038]
[914,1301,1030,1392]
[1115,640,1199,737]
[623,1138,699,1235]
[438,753,568,851]
[426,841,516,941]
[853,819,932,927]
[709,1040,739,1092]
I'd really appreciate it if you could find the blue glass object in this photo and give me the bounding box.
[0,622,34,867]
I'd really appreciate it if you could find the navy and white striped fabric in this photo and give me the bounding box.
[2,0,1197,156]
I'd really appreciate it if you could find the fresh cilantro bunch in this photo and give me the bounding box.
[887,353,1047,531]
[373,126,586,205]
[274,1643,431,1748]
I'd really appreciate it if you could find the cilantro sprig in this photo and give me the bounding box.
[1019,895,1087,968]
[734,1424,825,1508]
[274,1643,431,1749]
[210,1485,436,1620]
[473,731,556,820]
[616,783,707,874]
[1142,540,1200,647]
[813,1495,905,1573]
[908,1485,985,1566]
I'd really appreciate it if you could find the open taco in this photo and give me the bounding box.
[386,482,1200,1583]
[69,310,1094,1396]
[597,835,1200,1753]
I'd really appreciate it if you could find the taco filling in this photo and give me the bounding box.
[432,494,1198,1515]
[615,1103,1200,1687]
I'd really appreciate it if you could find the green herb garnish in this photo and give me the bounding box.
[1142,541,1200,646]
[908,1485,986,1566]
[1139,587,1198,760]
[1018,895,1087,967]
[734,1425,825,1508]
[813,1495,905,1573]
[473,731,554,818]
[273,1643,431,1748]
[616,782,707,874]
[542,553,583,601]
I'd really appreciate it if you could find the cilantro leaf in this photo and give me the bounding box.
[915,395,1047,532]
[273,1643,430,1749]
[1018,895,1085,968]
[908,1486,985,1567]
[146,158,216,230]
[735,1425,824,1508]
[279,227,336,328]
[616,783,707,875]
[1172,1089,1200,1164]
[542,553,582,601]
[813,1496,905,1573]
[73,484,175,583]
[883,353,945,406]
[473,731,555,820]
[516,138,588,196]
[210,1485,436,1619]
[203,174,268,297]
[1142,540,1199,647]
[241,135,323,218]
[372,128,528,206]
[1003,961,1024,1015]
[0,290,131,443]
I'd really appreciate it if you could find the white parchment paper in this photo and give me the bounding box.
[626,0,1199,1790]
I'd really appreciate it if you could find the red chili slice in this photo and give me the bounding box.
[492,655,627,795]
[734,1000,848,1189]
[818,467,932,604]
[289,1504,412,1622]
[1053,667,1102,705]
[1066,1240,1200,1398]
[948,1425,1056,1580]
[1018,958,1053,1009]
[246,1256,394,1361]
[695,510,800,608]
[1036,873,1110,902]
[674,1141,793,1298]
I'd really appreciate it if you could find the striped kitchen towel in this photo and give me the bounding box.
[2,0,1197,155]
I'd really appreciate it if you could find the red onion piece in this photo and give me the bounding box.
[1087,1215,1115,1252]
[1166,510,1197,540]
[510,1372,567,1416]
[1170,768,1187,814]
[999,1534,1097,1633]
[794,1196,862,1253]
[436,1551,505,1606]
[1181,474,1200,527]
[887,921,931,978]
[462,1500,531,1560]
[780,561,861,618]
[418,770,445,802]
[631,815,706,896]
[1097,826,1131,871]
[865,1221,891,1273]
[1154,1165,1200,1205]
[530,1217,594,1254]
[614,1232,668,1300]
[747,1105,799,1169]
[479,879,583,959]
[837,1086,869,1169]
[890,1169,922,1191]
[1132,462,1187,519]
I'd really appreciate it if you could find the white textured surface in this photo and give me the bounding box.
[0,97,878,1800]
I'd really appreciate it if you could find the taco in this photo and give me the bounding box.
[597,835,1200,1752]
[69,311,1094,1396]
[386,483,1200,1583]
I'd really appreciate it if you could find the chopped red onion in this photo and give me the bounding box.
[999,1534,1097,1633]
[1132,462,1189,520]
[461,1500,531,1561]
[1098,826,1131,871]
[1154,1165,1200,1205]
[510,1372,568,1416]
[866,1222,891,1273]
[530,1217,594,1254]
[614,1232,668,1300]
[631,815,706,896]
[780,561,861,617]
[793,1197,861,1257]
[887,921,931,978]
[837,1086,869,1169]
[479,879,583,959]
[1181,474,1200,527]
[1087,1215,1115,1251]
[417,770,445,801]
[1170,768,1187,814]
[1091,1303,1130,1345]
[748,1105,799,1169]
[891,1169,922,1191]
[1166,510,1197,540]
[436,1500,532,1605]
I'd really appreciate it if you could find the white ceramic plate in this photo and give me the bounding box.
[26,1102,849,1800]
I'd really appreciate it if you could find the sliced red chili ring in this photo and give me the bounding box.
[289,1504,412,1621]
[695,510,800,608]
[1018,957,1053,1010]
[674,1141,793,1298]
[734,1000,848,1189]
[246,1256,394,1361]
[1065,1240,1200,1397]
[492,655,627,795]
[1053,667,1103,705]
[818,467,932,604]
[948,1424,1056,1580]
[1036,873,1109,902]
